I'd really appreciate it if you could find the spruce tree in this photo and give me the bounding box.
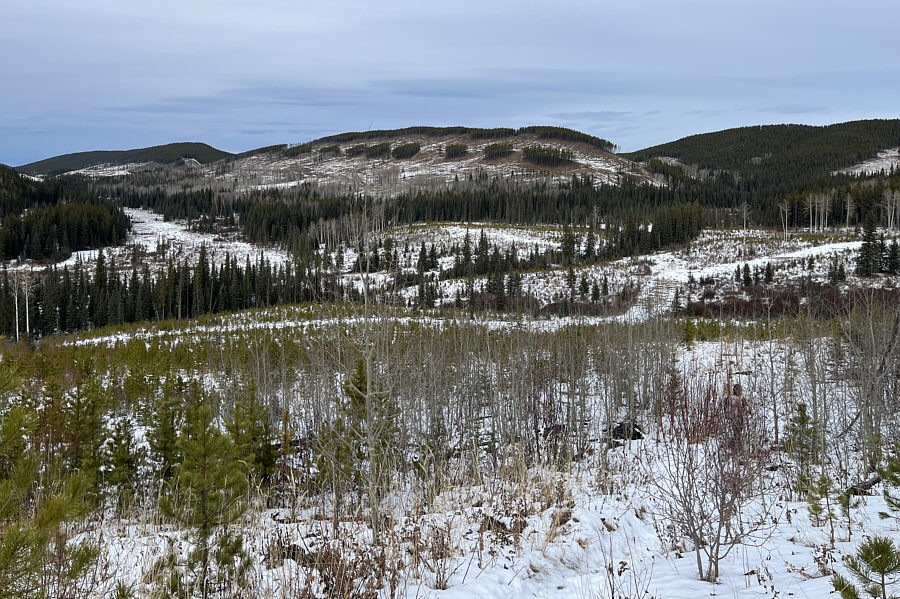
[857,213,880,277]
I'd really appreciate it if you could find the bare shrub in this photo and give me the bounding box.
[649,371,774,582]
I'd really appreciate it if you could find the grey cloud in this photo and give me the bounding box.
[548,111,635,122]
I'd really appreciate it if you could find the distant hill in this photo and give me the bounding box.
[211,126,644,196]
[624,118,900,225]
[625,119,900,176]
[16,142,233,176]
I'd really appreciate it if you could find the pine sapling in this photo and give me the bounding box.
[832,536,900,599]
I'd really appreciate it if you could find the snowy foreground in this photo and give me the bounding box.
[85,460,892,598]
[68,334,899,599]
[87,450,896,599]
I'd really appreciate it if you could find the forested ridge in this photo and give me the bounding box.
[16,142,233,176]
[310,125,617,152]
[626,119,900,223]
[626,119,900,173]
[116,175,703,258]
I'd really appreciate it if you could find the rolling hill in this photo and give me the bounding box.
[625,118,900,176]
[16,142,233,176]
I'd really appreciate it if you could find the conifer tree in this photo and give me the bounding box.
[226,384,275,486]
[833,536,900,599]
[857,213,880,277]
[0,359,97,599]
[103,418,142,513]
[785,402,819,496]
[314,357,400,531]
[158,385,249,599]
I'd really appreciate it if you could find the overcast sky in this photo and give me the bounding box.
[2,0,899,166]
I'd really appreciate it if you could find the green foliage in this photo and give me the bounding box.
[225,385,275,485]
[282,143,312,157]
[0,198,130,260]
[0,362,97,598]
[469,127,516,139]
[318,144,342,157]
[857,213,881,277]
[103,418,143,512]
[314,357,401,512]
[785,402,819,495]
[647,158,692,185]
[518,125,616,152]
[306,125,604,147]
[444,143,468,159]
[833,536,900,599]
[807,474,836,546]
[522,145,575,166]
[391,142,421,159]
[877,448,900,519]
[317,126,474,144]
[150,377,186,481]
[345,144,366,157]
[483,143,513,159]
[742,263,752,287]
[0,169,130,260]
[627,119,900,176]
[626,119,900,226]
[63,371,110,494]
[158,384,249,598]
[364,143,391,159]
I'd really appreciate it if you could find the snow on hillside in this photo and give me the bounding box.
[122,207,290,267]
[208,133,653,196]
[64,162,151,178]
[837,147,900,176]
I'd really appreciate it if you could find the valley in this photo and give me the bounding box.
[1,121,900,599]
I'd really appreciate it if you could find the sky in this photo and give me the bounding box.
[2,0,899,166]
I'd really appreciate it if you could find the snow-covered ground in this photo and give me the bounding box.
[121,207,291,267]
[5,207,291,273]
[64,162,151,178]
[79,407,898,599]
[209,133,654,196]
[44,223,900,598]
[837,147,900,176]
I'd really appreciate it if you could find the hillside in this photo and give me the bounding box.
[625,118,900,176]
[16,141,233,176]
[622,119,900,224]
[209,126,651,195]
